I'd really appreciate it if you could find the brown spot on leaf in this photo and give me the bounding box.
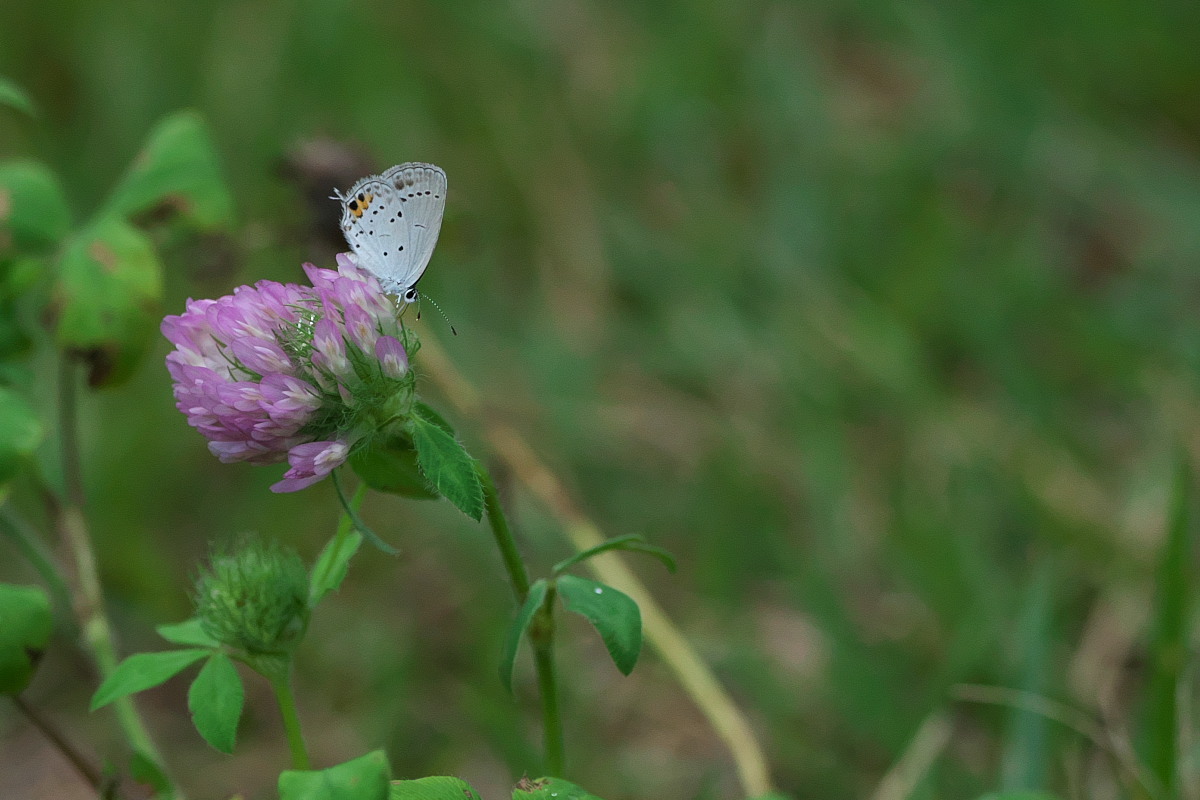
[88,241,119,273]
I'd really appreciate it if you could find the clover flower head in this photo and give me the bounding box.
[163,254,413,492]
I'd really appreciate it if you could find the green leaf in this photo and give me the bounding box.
[556,576,642,676]
[100,110,234,231]
[0,386,43,487]
[310,496,365,606]
[188,652,243,754]
[279,750,391,800]
[53,217,164,387]
[90,649,209,711]
[512,777,605,800]
[975,793,1063,800]
[410,414,483,521]
[0,583,52,695]
[552,534,677,576]
[0,78,35,116]
[156,618,219,648]
[129,750,172,795]
[499,579,548,695]
[0,159,71,254]
[1142,455,1192,794]
[390,776,483,800]
[349,436,438,500]
[413,401,455,435]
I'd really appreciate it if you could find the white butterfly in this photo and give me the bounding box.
[334,162,447,303]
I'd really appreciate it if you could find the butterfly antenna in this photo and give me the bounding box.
[418,293,458,336]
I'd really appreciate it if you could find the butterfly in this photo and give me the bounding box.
[334,162,447,304]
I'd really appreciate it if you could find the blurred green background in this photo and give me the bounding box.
[3,0,1200,798]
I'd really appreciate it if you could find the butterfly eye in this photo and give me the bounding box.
[404,288,418,303]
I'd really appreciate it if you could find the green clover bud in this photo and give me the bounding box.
[193,535,310,657]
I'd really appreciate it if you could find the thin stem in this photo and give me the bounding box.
[478,464,565,773]
[270,673,311,770]
[478,465,530,601]
[531,586,564,776]
[0,507,75,631]
[11,694,106,793]
[54,357,178,795]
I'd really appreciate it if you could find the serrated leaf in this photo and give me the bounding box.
[90,649,209,711]
[100,110,233,231]
[512,777,605,800]
[390,776,483,800]
[0,160,71,254]
[188,652,243,754]
[279,750,391,800]
[0,78,35,117]
[413,402,454,435]
[156,618,219,647]
[0,386,43,487]
[552,534,676,576]
[499,579,548,695]
[0,583,52,695]
[556,576,642,676]
[53,217,163,387]
[410,414,483,521]
[349,436,438,500]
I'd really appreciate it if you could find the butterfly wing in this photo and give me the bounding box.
[338,162,447,299]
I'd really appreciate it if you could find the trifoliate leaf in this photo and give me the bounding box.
[512,777,605,800]
[90,649,209,710]
[556,576,642,676]
[53,216,163,387]
[279,750,391,800]
[0,386,42,487]
[0,159,71,255]
[188,652,243,754]
[410,414,483,521]
[0,583,52,695]
[100,110,234,231]
[349,436,438,500]
[390,776,483,800]
[499,579,548,695]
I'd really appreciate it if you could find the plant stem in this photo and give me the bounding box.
[54,357,179,796]
[11,694,105,793]
[270,673,311,771]
[531,586,564,776]
[478,465,565,773]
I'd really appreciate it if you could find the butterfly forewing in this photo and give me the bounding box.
[337,162,447,298]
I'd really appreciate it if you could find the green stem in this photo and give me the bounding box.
[270,673,311,771]
[55,357,179,796]
[478,465,565,773]
[531,586,564,776]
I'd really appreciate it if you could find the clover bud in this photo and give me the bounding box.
[194,536,310,656]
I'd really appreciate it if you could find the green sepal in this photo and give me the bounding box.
[0,583,52,695]
[556,575,642,676]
